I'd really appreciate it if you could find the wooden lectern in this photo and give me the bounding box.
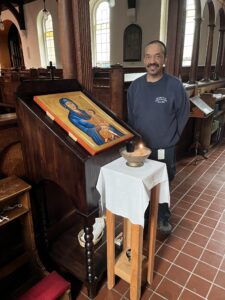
[16,79,138,298]
[189,95,214,164]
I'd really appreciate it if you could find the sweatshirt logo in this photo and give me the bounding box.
[155,97,167,104]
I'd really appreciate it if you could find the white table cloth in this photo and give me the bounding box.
[96,157,170,227]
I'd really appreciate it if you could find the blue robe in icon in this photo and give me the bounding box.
[68,109,105,145]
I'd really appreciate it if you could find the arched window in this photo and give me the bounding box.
[91,0,110,67]
[37,11,56,67]
[43,14,56,66]
[182,0,196,66]
[123,24,142,62]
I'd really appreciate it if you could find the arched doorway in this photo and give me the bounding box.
[8,23,24,68]
[0,21,24,69]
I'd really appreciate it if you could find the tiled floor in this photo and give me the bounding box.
[76,140,225,299]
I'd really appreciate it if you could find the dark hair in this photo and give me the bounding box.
[146,40,167,57]
[59,98,78,110]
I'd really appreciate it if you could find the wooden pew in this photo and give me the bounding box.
[0,111,24,178]
[123,67,146,121]
[0,74,20,106]
[0,68,63,106]
[92,65,146,121]
[92,65,123,119]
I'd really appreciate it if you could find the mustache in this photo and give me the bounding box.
[147,63,159,68]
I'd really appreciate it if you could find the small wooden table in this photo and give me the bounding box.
[97,157,170,300]
[106,184,159,300]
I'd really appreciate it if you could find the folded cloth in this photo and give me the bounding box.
[78,217,105,247]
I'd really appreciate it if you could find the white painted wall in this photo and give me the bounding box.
[110,0,161,67]
[0,0,224,69]
[89,0,161,67]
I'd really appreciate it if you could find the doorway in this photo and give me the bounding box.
[8,24,24,68]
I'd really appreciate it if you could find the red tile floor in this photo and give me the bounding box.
[76,141,225,299]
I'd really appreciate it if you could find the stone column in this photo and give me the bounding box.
[57,0,77,79]
[189,16,202,83]
[166,0,186,77]
[72,0,93,92]
[221,32,225,77]
[214,28,225,79]
[202,23,215,81]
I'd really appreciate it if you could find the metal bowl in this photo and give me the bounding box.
[120,146,151,167]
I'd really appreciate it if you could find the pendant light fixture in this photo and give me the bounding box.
[42,0,49,20]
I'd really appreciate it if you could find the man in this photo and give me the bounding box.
[127,40,190,234]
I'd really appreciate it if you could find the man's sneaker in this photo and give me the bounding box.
[158,219,172,235]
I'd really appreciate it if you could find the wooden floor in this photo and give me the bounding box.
[75,139,225,299]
